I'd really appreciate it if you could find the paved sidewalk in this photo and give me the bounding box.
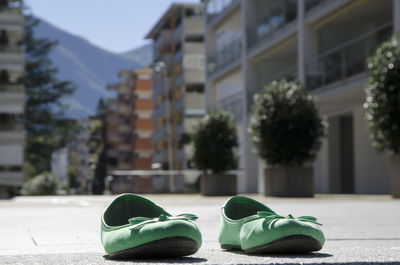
[0,194,399,264]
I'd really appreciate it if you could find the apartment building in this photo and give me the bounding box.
[0,0,24,196]
[106,68,154,193]
[146,3,205,191]
[205,0,399,194]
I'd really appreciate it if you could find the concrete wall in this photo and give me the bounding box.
[353,106,390,194]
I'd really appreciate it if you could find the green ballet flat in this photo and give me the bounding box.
[101,194,202,258]
[218,196,324,254]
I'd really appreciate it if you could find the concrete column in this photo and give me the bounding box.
[241,0,259,193]
[297,0,306,83]
[394,0,400,33]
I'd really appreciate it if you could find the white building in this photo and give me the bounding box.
[204,0,399,194]
[0,0,24,196]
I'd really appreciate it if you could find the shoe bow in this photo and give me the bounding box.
[129,214,198,231]
[256,211,322,226]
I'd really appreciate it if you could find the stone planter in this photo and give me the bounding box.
[200,174,237,196]
[264,166,314,197]
[390,154,400,198]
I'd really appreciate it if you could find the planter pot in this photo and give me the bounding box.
[264,166,314,197]
[201,174,237,196]
[390,154,400,198]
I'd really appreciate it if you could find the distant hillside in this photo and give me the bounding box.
[121,44,153,67]
[34,18,153,118]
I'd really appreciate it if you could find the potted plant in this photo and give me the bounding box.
[192,110,238,196]
[249,79,325,197]
[365,33,400,198]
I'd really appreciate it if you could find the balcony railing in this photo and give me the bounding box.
[0,45,23,53]
[0,122,23,130]
[207,36,242,75]
[173,48,183,64]
[153,104,165,123]
[257,66,298,92]
[305,0,329,12]
[173,22,183,43]
[0,83,23,93]
[154,30,172,58]
[247,0,297,49]
[306,22,392,90]
[206,0,239,25]
[0,2,22,15]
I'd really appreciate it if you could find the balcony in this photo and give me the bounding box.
[153,126,166,145]
[153,150,166,163]
[154,30,172,59]
[119,123,131,133]
[256,66,298,92]
[173,48,183,65]
[0,3,23,26]
[173,21,184,43]
[0,122,23,131]
[0,143,23,166]
[0,170,24,187]
[0,49,24,69]
[0,91,24,112]
[306,23,392,91]
[134,119,153,130]
[159,53,172,66]
[153,77,171,99]
[153,104,165,123]
[134,138,153,149]
[0,45,22,53]
[247,0,297,49]
[207,36,242,76]
[135,100,153,113]
[175,73,184,89]
[183,17,203,36]
[0,129,24,144]
[305,0,329,12]
[0,83,23,93]
[206,0,240,26]
[184,54,204,70]
[119,104,132,115]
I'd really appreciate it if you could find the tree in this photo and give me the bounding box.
[22,14,77,178]
[365,33,400,154]
[249,79,325,166]
[192,110,238,174]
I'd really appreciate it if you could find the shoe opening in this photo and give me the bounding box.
[224,196,274,220]
[104,194,168,227]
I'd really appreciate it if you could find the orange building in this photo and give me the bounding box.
[106,68,154,193]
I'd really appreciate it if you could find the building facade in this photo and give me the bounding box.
[0,0,24,196]
[204,0,399,194]
[146,3,205,191]
[106,68,154,192]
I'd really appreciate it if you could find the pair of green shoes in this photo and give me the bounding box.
[101,194,325,258]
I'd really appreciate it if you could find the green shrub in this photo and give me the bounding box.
[21,172,59,196]
[365,33,400,154]
[249,79,325,166]
[192,110,238,174]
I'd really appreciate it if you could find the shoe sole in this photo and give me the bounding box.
[221,235,322,254]
[109,236,199,259]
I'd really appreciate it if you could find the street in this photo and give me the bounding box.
[0,194,399,264]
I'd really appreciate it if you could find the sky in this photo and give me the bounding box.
[24,0,199,54]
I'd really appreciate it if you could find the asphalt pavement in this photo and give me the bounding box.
[0,194,399,264]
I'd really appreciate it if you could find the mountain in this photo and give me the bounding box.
[34,19,153,118]
[121,44,153,67]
